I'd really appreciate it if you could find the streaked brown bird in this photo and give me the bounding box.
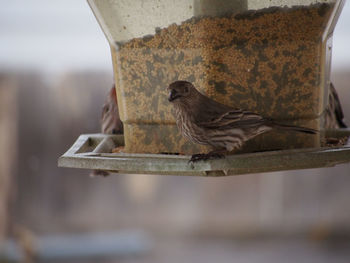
[101,85,123,134]
[168,80,317,162]
[324,82,348,146]
[91,85,123,176]
[325,82,347,129]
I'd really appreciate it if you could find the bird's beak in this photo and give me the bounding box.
[168,89,180,102]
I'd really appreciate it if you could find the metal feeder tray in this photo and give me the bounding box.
[58,129,350,176]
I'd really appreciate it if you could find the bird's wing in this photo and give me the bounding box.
[330,83,347,128]
[197,109,267,129]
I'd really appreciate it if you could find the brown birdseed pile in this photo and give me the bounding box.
[112,3,333,153]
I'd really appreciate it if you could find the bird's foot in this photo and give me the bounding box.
[189,152,225,163]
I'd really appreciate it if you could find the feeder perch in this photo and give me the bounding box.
[59,0,350,176]
[58,130,350,176]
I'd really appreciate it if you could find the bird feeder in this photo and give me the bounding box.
[59,0,350,176]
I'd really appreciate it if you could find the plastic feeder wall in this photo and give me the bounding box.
[88,0,345,154]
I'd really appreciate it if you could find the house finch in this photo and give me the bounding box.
[325,82,347,129]
[168,80,317,162]
[101,85,123,134]
[324,82,348,146]
[90,85,123,176]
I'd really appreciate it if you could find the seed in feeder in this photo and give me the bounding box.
[113,3,333,153]
[116,3,333,121]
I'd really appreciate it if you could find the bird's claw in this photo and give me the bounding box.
[189,154,208,163]
[188,152,225,165]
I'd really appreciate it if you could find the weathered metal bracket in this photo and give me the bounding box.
[58,130,350,176]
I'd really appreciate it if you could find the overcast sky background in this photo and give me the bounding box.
[0,0,349,74]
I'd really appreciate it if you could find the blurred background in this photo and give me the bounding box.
[0,0,350,262]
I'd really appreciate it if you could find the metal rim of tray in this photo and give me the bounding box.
[58,129,350,176]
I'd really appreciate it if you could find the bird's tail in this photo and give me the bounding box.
[269,122,318,134]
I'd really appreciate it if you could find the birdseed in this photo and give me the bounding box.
[112,3,333,153]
